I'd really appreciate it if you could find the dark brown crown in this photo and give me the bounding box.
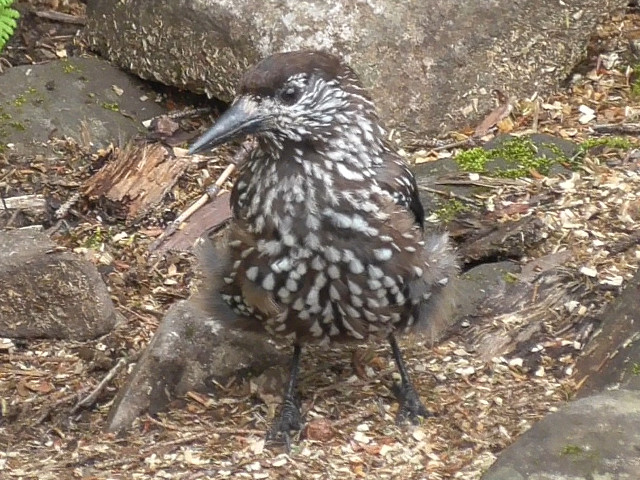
[238,51,352,97]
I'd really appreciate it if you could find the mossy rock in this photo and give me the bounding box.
[458,133,580,179]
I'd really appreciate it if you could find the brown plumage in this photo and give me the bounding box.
[190,51,457,446]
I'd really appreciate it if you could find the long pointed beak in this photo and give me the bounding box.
[188,96,266,155]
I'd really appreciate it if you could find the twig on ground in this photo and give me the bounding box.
[418,185,479,205]
[592,123,640,135]
[429,137,477,152]
[531,98,540,133]
[34,10,87,25]
[71,357,128,413]
[148,138,254,251]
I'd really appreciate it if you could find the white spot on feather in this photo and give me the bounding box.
[246,266,259,282]
[262,273,275,291]
[373,248,393,261]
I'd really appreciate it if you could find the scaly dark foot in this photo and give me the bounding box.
[266,394,303,450]
[388,334,432,425]
[392,381,431,425]
[265,345,303,450]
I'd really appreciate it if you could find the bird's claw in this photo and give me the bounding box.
[392,382,431,425]
[266,395,302,450]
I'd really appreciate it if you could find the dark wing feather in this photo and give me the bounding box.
[376,152,425,229]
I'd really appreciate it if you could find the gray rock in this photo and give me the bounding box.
[415,133,579,214]
[575,268,640,395]
[86,0,626,137]
[484,133,580,160]
[456,261,521,320]
[482,389,640,480]
[480,270,640,479]
[106,300,286,432]
[0,57,164,153]
[414,158,464,213]
[0,229,119,339]
[483,133,579,177]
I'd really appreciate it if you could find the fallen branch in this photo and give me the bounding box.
[148,138,254,252]
[592,123,640,135]
[428,137,477,152]
[34,10,87,25]
[71,357,128,413]
[1,353,79,364]
[142,106,213,128]
[1,194,47,216]
[418,185,480,205]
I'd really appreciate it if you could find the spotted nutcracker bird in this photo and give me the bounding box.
[189,51,457,445]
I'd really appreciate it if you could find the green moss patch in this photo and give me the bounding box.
[455,137,555,178]
[454,135,634,179]
[434,199,469,222]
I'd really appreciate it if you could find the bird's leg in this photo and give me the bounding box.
[388,334,431,424]
[266,344,303,449]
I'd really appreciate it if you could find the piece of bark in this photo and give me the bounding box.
[34,10,87,25]
[457,216,546,264]
[592,123,640,135]
[153,191,232,253]
[83,142,189,224]
[2,194,47,216]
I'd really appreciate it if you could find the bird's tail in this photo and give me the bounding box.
[191,234,247,327]
[409,231,460,344]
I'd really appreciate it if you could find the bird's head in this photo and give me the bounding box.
[189,51,381,155]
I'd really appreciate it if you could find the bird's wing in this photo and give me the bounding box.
[376,152,425,228]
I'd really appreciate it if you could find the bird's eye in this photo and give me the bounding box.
[278,86,301,105]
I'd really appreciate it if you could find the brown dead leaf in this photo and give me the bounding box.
[138,227,164,237]
[303,418,336,442]
[352,463,366,477]
[529,168,545,179]
[474,95,514,137]
[28,381,55,394]
[497,117,515,133]
[151,115,180,137]
[493,203,531,218]
[186,391,214,408]
[351,349,368,379]
[16,380,31,397]
[113,260,131,271]
[360,443,382,455]
[369,355,387,371]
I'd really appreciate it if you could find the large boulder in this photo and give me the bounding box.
[481,268,640,479]
[481,390,640,479]
[86,0,626,136]
[574,268,640,395]
[0,57,164,153]
[0,229,120,340]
